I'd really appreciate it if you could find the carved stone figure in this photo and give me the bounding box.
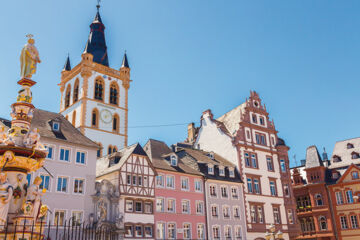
[17,85,32,103]
[0,127,8,145]
[0,172,13,229]
[97,199,107,223]
[23,128,45,150]
[20,35,41,79]
[26,176,45,221]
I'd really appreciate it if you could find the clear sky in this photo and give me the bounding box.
[1,0,359,167]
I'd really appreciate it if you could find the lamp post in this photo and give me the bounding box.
[265,224,283,240]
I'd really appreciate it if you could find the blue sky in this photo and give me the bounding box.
[1,1,359,166]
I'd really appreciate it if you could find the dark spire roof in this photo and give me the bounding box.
[63,54,71,71]
[305,145,324,169]
[83,5,109,66]
[121,52,129,68]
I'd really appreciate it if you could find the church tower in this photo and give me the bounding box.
[59,5,130,157]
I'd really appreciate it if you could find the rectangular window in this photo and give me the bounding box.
[135,201,142,213]
[59,148,70,162]
[255,133,267,145]
[197,224,205,239]
[212,226,220,239]
[167,223,176,239]
[287,209,294,224]
[156,175,164,187]
[235,226,242,239]
[280,159,286,172]
[46,146,54,159]
[166,175,175,189]
[132,175,137,185]
[233,206,240,218]
[156,198,164,212]
[251,154,257,168]
[208,165,214,174]
[167,199,175,213]
[273,207,281,224]
[336,192,344,205]
[224,226,232,239]
[144,176,148,187]
[39,174,50,191]
[244,153,250,167]
[351,215,359,229]
[196,201,204,214]
[254,178,260,194]
[183,223,191,239]
[341,216,348,229]
[270,181,277,196]
[210,185,217,197]
[144,202,153,214]
[223,206,230,218]
[195,180,202,192]
[57,177,68,192]
[211,205,218,217]
[126,200,133,212]
[352,171,359,179]
[346,190,354,203]
[157,223,165,240]
[231,187,238,198]
[72,211,83,226]
[219,167,225,176]
[138,176,142,186]
[127,175,131,185]
[284,184,290,197]
[221,186,228,198]
[247,178,253,193]
[258,206,264,223]
[76,151,86,164]
[54,210,65,226]
[181,177,189,190]
[144,226,153,238]
[229,169,235,178]
[74,178,84,194]
[266,157,273,171]
[125,225,134,237]
[135,225,143,237]
[182,200,190,214]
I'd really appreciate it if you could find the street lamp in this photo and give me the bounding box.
[265,224,284,240]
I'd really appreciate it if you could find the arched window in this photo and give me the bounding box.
[319,216,327,230]
[65,84,71,108]
[96,142,103,158]
[315,194,323,206]
[92,109,99,128]
[112,146,117,153]
[94,78,104,101]
[113,114,119,132]
[109,82,119,105]
[347,143,354,149]
[72,111,76,126]
[108,145,112,155]
[73,79,79,103]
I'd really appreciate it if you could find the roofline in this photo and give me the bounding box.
[334,136,360,143]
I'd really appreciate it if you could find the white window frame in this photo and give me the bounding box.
[167,198,176,213]
[56,176,69,193]
[39,173,51,192]
[194,179,203,192]
[181,177,189,191]
[73,177,85,195]
[231,186,238,199]
[156,221,166,240]
[166,175,175,189]
[182,199,190,214]
[196,200,204,215]
[212,225,221,239]
[75,150,87,165]
[71,210,83,226]
[211,204,219,218]
[220,185,228,198]
[183,222,191,239]
[54,209,66,226]
[222,205,231,219]
[59,147,71,163]
[219,166,225,176]
[197,223,205,240]
[167,222,176,239]
[156,197,164,212]
[156,174,164,188]
[45,144,55,160]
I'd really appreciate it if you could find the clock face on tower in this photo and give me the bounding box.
[100,109,112,123]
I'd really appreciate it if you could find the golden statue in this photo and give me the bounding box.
[20,34,41,79]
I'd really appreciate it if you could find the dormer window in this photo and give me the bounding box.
[347,143,354,149]
[333,155,342,162]
[170,155,177,166]
[332,172,339,179]
[209,152,215,160]
[52,122,60,131]
[208,164,214,175]
[219,166,225,176]
[229,168,235,178]
[352,152,360,159]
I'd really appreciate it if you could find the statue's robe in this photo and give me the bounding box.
[20,44,39,79]
[0,182,13,226]
[26,184,41,220]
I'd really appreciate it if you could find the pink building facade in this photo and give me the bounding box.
[144,139,206,240]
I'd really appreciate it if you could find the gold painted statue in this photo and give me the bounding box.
[20,35,41,79]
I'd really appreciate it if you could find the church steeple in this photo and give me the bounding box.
[121,52,130,68]
[63,54,71,71]
[83,4,109,66]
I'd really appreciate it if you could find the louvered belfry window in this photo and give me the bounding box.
[110,83,118,105]
[94,79,103,100]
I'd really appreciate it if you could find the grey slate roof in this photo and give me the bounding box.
[96,143,145,177]
[144,139,202,176]
[63,55,71,71]
[305,145,323,169]
[0,109,98,149]
[121,53,129,68]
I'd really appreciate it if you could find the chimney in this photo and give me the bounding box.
[300,159,306,166]
[187,123,196,143]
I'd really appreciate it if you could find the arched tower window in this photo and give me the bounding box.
[73,79,79,103]
[92,109,99,128]
[112,146,117,153]
[94,78,104,101]
[113,114,119,132]
[108,145,113,155]
[109,82,119,105]
[96,142,103,158]
[65,84,71,108]
[72,111,76,126]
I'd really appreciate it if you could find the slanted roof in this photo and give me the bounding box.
[217,102,247,136]
[330,137,360,169]
[63,55,71,71]
[96,143,144,177]
[144,139,202,176]
[305,145,323,169]
[121,53,130,68]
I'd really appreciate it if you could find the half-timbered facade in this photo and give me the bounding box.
[96,143,157,239]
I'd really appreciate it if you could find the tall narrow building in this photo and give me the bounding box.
[59,5,130,156]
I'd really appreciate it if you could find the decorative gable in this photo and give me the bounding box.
[337,164,360,184]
